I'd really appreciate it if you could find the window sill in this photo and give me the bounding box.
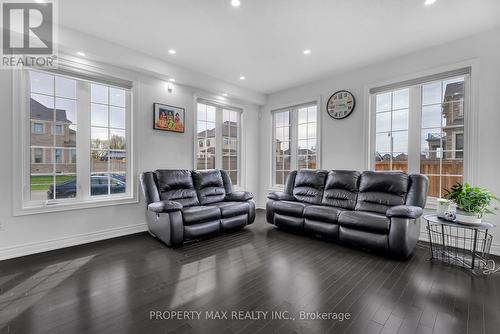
[14,196,139,216]
[268,186,284,193]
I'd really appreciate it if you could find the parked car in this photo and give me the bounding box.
[93,173,126,183]
[100,151,126,161]
[47,175,126,199]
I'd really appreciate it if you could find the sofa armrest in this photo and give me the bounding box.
[267,191,295,201]
[147,200,183,213]
[386,205,423,219]
[225,191,254,201]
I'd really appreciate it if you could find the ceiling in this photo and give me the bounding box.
[59,0,500,94]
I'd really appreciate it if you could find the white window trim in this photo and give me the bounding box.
[192,94,245,190]
[12,59,139,216]
[364,60,479,209]
[268,96,322,190]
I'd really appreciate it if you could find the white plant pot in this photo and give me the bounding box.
[456,210,482,225]
[436,199,449,218]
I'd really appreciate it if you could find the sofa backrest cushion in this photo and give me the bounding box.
[192,169,226,205]
[355,171,409,214]
[284,171,298,195]
[405,174,429,208]
[292,169,328,204]
[140,172,161,204]
[155,169,200,207]
[321,170,360,210]
[220,169,234,194]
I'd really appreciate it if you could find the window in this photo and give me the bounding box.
[374,89,409,171]
[70,148,77,164]
[454,133,464,159]
[371,70,469,200]
[90,84,127,197]
[197,103,216,170]
[272,103,318,186]
[33,147,43,163]
[196,101,241,185]
[55,148,63,164]
[25,69,132,206]
[32,122,44,134]
[53,124,63,135]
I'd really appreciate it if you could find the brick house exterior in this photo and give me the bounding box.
[30,98,76,174]
[425,81,464,158]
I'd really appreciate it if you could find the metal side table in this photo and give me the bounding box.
[424,214,497,274]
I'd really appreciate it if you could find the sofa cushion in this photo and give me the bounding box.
[303,205,343,224]
[355,171,408,214]
[192,170,226,205]
[155,169,199,207]
[304,220,339,239]
[181,206,221,225]
[321,170,360,210]
[292,169,328,204]
[339,226,389,251]
[184,221,220,239]
[273,200,309,217]
[338,211,391,233]
[207,201,249,218]
[406,174,429,208]
[274,213,304,230]
[221,215,248,231]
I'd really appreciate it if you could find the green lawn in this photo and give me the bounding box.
[30,175,75,191]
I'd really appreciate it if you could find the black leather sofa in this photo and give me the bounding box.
[140,169,255,246]
[266,169,428,257]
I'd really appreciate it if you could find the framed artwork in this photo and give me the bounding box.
[153,103,185,133]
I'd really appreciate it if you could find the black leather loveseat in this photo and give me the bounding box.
[140,169,255,246]
[266,170,428,257]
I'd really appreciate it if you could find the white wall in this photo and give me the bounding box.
[2,26,500,260]
[259,28,500,255]
[0,48,261,261]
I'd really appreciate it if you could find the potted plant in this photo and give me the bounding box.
[436,198,449,218]
[444,183,499,225]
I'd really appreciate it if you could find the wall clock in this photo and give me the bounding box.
[326,90,355,120]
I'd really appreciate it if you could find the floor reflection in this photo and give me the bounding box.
[0,255,95,330]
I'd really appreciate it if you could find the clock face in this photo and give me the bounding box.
[327,90,355,119]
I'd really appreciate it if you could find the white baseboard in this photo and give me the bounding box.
[0,223,148,261]
[418,231,500,256]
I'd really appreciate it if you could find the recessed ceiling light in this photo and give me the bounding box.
[76,51,86,57]
[169,78,175,82]
[168,49,176,55]
[239,76,245,80]
[424,0,436,6]
[303,49,311,55]
[223,93,228,97]
[231,0,241,7]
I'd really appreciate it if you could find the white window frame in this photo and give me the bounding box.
[366,61,479,208]
[271,100,321,188]
[193,97,243,188]
[12,63,138,216]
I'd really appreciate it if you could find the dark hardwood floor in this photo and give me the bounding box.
[1,209,499,334]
